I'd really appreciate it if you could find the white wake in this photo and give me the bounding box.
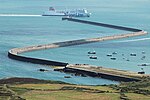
[117,38,150,43]
[0,14,42,17]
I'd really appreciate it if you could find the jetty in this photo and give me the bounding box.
[8,18,148,82]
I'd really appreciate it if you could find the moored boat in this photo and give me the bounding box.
[88,51,96,54]
[107,54,112,57]
[89,56,97,59]
[110,57,116,60]
[112,52,117,54]
[130,53,136,56]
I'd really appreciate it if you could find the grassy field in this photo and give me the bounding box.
[9,84,120,100]
[0,77,150,100]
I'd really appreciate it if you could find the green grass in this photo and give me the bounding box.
[0,96,9,100]
[1,77,150,100]
[9,83,120,100]
[9,87,30,95]
[21,90,120,100]
[125,93,150,100]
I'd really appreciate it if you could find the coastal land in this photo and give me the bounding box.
[1,77,150,100]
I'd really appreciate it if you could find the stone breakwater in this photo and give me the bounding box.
[60,64,150,82]
[62,17,142,32]
[8,44,68,66]
[8,18,148,81]
[8,31,147,67]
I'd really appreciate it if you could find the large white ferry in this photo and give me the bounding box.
[42,7,91,17]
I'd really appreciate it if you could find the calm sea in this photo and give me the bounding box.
[0,0,150,85]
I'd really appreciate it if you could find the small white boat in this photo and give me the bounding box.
[107,54,112,57]
[42,7,91,17]
[110,57,116,60]
[126,59,130,61]
[138,63,150,66]
[130,53,136,56]
[88,51,96,54]
[89,56,97,59]
[142,51,145,54]
[112,52,117,54]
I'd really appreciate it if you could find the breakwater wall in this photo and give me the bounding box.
[61,64,149,82]
[8,31,147,67]
[62,67,140,82]
[62,17,142,32]
[8,52,68,66]
[8,18,148,81]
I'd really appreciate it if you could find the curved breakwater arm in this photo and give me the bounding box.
[8,31,147,66]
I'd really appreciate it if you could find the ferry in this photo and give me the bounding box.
[42,7,91,17]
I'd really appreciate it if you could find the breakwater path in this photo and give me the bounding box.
[8,18,148,81]
[59,64,149,82]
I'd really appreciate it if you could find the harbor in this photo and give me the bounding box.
[8,18,148,82]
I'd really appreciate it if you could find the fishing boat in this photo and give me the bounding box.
[42,7,91,17]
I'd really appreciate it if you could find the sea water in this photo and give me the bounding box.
[0,0,150,85]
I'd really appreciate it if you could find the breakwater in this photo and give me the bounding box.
[8,31,147,66]
[8,18,148,82]
[8,52,68,66]
[8,44,68,66]
[62,17,142,32]
[65,68,139,82]
[59,64,149,82]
